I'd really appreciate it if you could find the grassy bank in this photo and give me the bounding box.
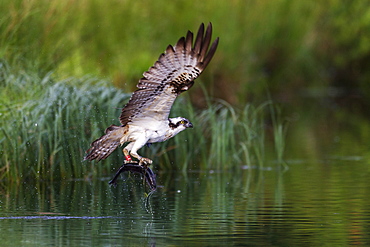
[0,63,286,181]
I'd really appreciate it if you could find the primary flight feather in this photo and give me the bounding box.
[84,23,219,165]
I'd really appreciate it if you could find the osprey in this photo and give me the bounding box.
[84,23,219,166]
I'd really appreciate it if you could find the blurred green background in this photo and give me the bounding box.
[1,0,370,180]
[1,0,369,105]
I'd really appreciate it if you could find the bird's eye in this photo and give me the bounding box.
[180,120,185,125]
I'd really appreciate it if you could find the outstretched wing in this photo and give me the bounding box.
[119,23,219,126]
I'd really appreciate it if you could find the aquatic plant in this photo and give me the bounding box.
[0,64,286,181]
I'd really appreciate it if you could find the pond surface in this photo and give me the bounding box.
[0,157,369,246]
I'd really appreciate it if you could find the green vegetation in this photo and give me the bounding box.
[0,62,285,181]
[1,0,369,105]
[1,0,369,181]
[0,62,130,180]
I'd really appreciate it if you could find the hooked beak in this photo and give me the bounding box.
[187,121,193,128]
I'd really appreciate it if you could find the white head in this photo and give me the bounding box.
[168,117,193,135]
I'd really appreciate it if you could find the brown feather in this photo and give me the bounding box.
[200,37,219,70]
[193,23,204,54]
[185,31,193,55]
[84,125,128,162]
[119,23,219,126]
[199,23,212,61]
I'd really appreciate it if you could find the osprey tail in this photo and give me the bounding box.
[84,125,125,162]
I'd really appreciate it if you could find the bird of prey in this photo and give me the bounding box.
[84,23,219,166]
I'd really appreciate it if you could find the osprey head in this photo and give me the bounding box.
[169,117,193,130]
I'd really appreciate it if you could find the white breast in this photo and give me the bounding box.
[127,120,171,144]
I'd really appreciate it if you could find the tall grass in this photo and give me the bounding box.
[0,62,130,181]
[158,99,285,172]
[0,63,286,181]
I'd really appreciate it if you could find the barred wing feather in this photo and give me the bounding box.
[119,23,219,126]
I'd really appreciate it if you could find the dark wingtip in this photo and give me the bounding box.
[175,36,186,50]
[193,23,205,54]
[201,36,219,68]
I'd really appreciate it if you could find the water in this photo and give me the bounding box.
[0,158,369,246]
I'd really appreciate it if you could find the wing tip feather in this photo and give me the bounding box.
[119,23,219,126]
[200,36,219,69]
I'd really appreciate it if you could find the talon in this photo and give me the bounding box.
[139,158,152,166]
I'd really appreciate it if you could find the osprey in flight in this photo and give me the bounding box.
[84,23,219,166]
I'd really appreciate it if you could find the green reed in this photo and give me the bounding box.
[0,65,286,181]
[0,64,129,181]
[150,95,284,172]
